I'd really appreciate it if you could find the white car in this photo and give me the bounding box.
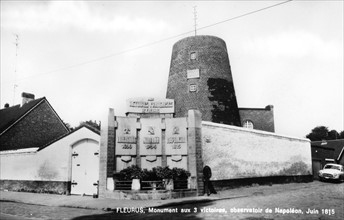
[318,163,344,182]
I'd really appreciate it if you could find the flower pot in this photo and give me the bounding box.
[163,179,174,190]
[131,179,140,190]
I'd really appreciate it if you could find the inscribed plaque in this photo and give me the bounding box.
[165,118,187,155]
[115,117,137,155]
[126,98,174,114]
[187,69,200,79]
[139,118,162,155]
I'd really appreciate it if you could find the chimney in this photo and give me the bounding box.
[4,103,10,108]
[265,105,274,111]
[22,92,35,105]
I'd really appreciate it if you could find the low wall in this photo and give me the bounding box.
[202,122,312,182]
[211,175,313,192]
[0,180,70,194]
[0,147,70,182]
[0,147,70,194]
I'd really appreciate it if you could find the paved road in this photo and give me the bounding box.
[74,181,344,220]
[0,202,108,220]
[0,213,34,220]
[1,181,343,220]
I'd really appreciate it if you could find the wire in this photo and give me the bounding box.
[16,0,293,81]
[197,0,293,32]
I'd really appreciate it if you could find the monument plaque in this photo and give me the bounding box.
[115,117,137,155]
[126,98,174,114]
[187,68,200,79]
[165,118,187,155]
[140,118,162,155]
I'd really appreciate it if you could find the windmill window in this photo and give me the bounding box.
[189,84,197,92]
[190,52,197,60]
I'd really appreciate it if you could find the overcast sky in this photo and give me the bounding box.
[1,0,343,138]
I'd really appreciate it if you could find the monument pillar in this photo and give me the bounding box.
[187,109,204,195]
[99,108,115,197]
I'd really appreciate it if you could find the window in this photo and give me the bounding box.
[243,120,254,129]
[189,84,197,92]
[190,52,197,60]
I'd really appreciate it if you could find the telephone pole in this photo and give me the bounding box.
[13,34,19,105]
[193,6,198,36]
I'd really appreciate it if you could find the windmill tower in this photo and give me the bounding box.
[166,35,241,126]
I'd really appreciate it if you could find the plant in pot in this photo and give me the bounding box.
[142,168,161,190]
[172,167,191,189]
[172,167,191,180]
[156,166,174,190]
[119,165,145,190]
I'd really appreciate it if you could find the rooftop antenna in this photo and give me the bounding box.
[193,6,198,36]
[13,34,19,105]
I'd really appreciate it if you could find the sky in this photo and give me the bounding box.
[0,0,343,138]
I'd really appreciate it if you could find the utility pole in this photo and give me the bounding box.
[193,6,198,36]
[13,34,19,105]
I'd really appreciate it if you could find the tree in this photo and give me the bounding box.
[80,120,101,130]
[306,126,329,141]
[306,126,344,141]
[328,130,339,140]
[340,131,344,139]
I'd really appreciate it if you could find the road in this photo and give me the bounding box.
[1,181,343,220]
[0,201,107,220]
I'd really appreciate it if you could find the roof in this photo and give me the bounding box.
[0,97,70,151]
[239,105,274,111]
[311,139,344,159]
[38,124,100,151]
[0,98,45,134]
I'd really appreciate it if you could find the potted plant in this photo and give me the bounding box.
[119,165,145,190]
[172,167,191,180]
[172,167,191,190]
[142,168,160,190]
[156,166,174,190]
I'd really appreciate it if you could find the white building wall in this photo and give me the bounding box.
[202,121,312,180]
[0,127,100,182]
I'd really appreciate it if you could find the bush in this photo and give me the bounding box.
[118,165,190,181]
[119,165,145,180]
[172,167,191,180]
[142,168,160,181]
[156,166,173,179]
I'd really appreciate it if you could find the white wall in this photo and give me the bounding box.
[202,121,312,180]
[0,127,99,182]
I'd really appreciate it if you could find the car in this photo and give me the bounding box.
[318,163,344,182]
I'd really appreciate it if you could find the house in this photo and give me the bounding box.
[310,139,344,178]
[0,93,100,195]
[238,105,275,132]
[0,92,69,150]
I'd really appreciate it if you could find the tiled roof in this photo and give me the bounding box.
[0,98,45,134]
[311,139,344,159]
[0,97,70,151]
